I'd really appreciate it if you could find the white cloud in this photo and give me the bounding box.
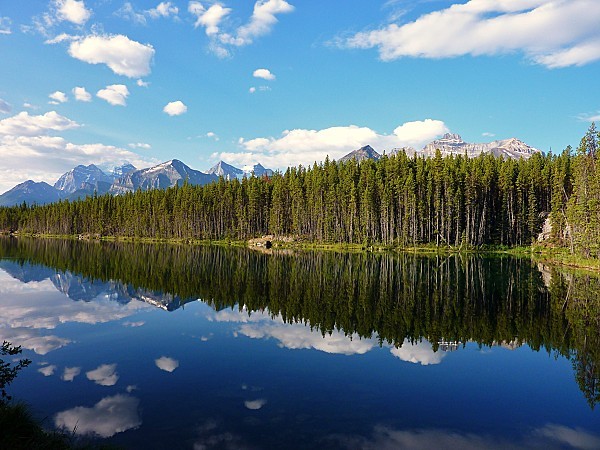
[206,132,218,141]
[163,100,187,116]
[54,395,141,438]
[253,68,275,80]
[217,119,446,169]
[49,91,68,104]
[0,17,12,35]
[86,363,119,386]
[69,34,155,78]
[155,356,179,372]
[38,364,57,376]
[340,0,600,68]
[482,132,496,137]
[136,79,150,87]
[115,2,147,25]
[233,0,294,46]
[190,0,293,57]
[390,339,446,365]
[62,366,81,381]
[147,2,179,19]
[97,84,129,106]
[189,2,232,36]
[44,33,80,44]
[0,111,79,136]
[0,98,11,114]
[55,0,91,25]
[244,399,267,410]
[249,86,256,94]
[128,142,151,150]
[579,112,600,122]
[72,86,92,102]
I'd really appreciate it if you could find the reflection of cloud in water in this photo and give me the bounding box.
[38,364,57,376]
[244,399,266,410]
[0,269,151,355]
[0,327,70,355]
[210,307,375,356]
[86,364,119,386]
[193,419,250,450]
[122,321,145,327]
[155,356,179,372]
[390,340,445,366]
[334,424,600,450]
[54,394,141,438]
[535,424,600,450]
[62,366,81,382]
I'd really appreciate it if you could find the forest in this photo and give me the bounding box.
[1,124,599,256]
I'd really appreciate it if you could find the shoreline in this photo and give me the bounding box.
[4,232,600,272]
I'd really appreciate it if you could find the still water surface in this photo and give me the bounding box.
[1,237,599,449]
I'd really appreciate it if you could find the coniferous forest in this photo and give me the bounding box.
[1,125,599,256]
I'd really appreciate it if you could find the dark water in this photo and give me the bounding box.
[1,237,599,449]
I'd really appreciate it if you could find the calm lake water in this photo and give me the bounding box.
[1,237,599,449]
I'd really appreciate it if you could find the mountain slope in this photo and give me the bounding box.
[207,161,245,180]
[421,133,541,159]
[339,145,381,163]
[54,164,112,194]
[109,159,218,194]
[0,180,62,207]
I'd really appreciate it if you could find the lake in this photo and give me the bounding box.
[1,237,599,449]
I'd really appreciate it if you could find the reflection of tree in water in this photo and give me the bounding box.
[1,236,599,407]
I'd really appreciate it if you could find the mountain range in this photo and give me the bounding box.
[0,133,540,207]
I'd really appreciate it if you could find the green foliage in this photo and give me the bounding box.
[1,341,31,404]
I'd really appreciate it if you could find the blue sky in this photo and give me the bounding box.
[0,0,599,192]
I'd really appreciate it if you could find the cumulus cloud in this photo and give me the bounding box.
[190,0,294,57]
[233,0,294,46]
[0,17,11,35]
[0,98,11,114]
[147,2,179,19]
[136,79,149,87]
[390,339,446,365]
[249,86,256,94]
[72,86,92,102]
[244,399,267,410]
[97,84,129,106]
[55,0,91,25]
[216,119,447,169]
[62,366,81,381]
[38,364,57,376]
[55,394,141,438]
[340,0,600,68]
[0,111,79,137]
[86,363,119,386]
[69,34,155,78]
[253,68,275,80]
[155,356,179,372]
[163,100,187,116]
[189,2,232,36]
[49,91,68,104]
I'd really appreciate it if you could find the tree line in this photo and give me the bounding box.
[1,125,599,255]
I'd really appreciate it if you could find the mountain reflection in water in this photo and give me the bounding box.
[0,236,599,448]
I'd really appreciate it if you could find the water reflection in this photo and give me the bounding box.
[0,236,599,412]
[54,394,141,438]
